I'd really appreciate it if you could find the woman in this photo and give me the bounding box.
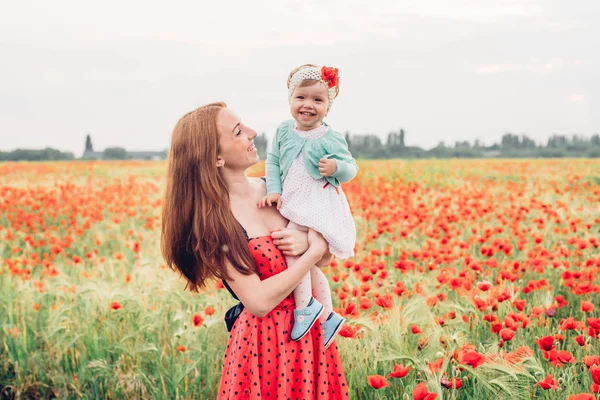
[161,102,349,399]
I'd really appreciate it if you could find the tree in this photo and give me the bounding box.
[85,134,93,152]
[0,148,74,161]
[399,129,405,146]
[521,135,536,149]
[103,147,128,160]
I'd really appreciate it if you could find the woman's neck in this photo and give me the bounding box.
[220,168,255,199]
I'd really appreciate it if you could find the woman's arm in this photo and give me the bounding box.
[225,248,324,317]
[224,230,327,318]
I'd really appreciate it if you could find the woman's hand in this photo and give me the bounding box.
[271,227,309,257]
[307,228,328,258]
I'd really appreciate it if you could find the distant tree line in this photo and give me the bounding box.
[2,131,600,162]
[0,148,75,161]
[342,131,600,159]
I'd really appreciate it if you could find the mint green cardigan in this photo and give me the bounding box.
[266,120,358,195]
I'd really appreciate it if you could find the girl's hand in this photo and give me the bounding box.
[270,227,309,257]
[307,228,328,258]
[257,193,282,209]
[318,158,337,177]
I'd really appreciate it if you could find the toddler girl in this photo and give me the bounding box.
[258,64,357,349]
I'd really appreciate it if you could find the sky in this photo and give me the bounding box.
[0,0,598,157]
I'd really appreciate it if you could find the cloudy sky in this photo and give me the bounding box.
[1,0,598,156]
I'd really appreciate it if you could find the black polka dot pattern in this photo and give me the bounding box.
[218,235,349,399]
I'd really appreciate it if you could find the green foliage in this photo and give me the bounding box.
[85,135,94,152]
[103,147,128,160]
[346,131,600,159]
[0,148,75,161]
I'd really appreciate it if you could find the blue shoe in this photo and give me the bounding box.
[291,297,324,341]
[322,312,346,350]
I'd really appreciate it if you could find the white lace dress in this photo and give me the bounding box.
[279,124,356,259]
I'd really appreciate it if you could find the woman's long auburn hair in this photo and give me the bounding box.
[161,102,257,292]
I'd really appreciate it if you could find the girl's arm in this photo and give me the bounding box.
[224,230,328,317]
[324,132,358,183]
[330,159,358,183]
[265,127,283,195]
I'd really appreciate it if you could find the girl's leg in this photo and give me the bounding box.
[311,266,334,323]
[286,221,312,309]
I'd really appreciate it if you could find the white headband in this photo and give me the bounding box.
[287,66,338,107]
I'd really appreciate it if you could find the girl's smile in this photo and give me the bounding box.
[290,82,329,131]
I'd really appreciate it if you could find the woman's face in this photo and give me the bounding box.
[217,108,259,169]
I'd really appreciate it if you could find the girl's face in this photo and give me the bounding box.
[216,108,259,169]
[290,82,330,131]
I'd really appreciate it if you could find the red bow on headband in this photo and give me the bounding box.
[321,66,339,88]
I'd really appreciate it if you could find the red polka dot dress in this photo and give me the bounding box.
[218,235,349,399]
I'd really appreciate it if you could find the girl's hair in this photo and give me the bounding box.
[161,102,257,293]
[287,63,340,99]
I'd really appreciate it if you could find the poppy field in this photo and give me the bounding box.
[1,159,599,399]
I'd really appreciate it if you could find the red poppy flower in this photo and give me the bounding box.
[591,364,600,385]
[583,356,600,369]
[441,377,462,390]
[568,394,595,400]
[491,322,502,334]
[367,375,389,389]
[581,301,594,313]
[177,345,186,352]
[110,301,122,310]
[413,382,438,400]
[192,313,204,327]
[500,328,515,341]
[462,351,486,368]
[587,318,600,330]
[204,306,215,316]
[546,350,576,368]
[560,317,585,331]
[375,294,394,309]
[535,374,559,390]
[321,66,339,88]
[411,324,422,334]
[428,358,444,374]
[513,299,526,311]
[339,324,359,338]
[359,298,372,310]
[388,364,410,378]
[537,336,555,351]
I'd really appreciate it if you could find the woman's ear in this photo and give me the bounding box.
[216,157,225,168]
